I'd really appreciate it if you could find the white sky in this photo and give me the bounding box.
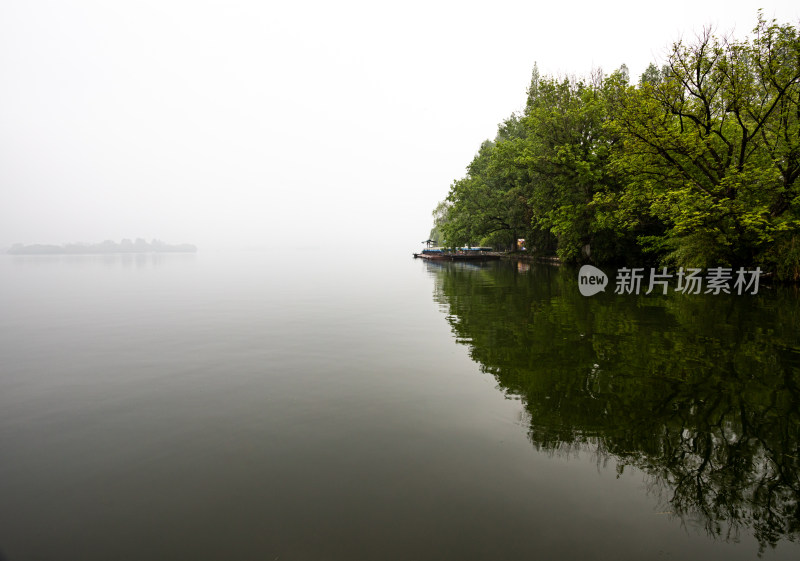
[1,0,798,251]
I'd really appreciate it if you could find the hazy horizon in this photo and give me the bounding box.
[2,1,798,251]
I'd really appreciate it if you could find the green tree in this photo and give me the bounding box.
[605,15,800,274]
[439,116,535,250]
[431,12,800,278]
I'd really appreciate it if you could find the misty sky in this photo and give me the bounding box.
[1,0,798,251]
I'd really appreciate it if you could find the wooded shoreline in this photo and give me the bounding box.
[7,239,197,255]
[430,12,800,281]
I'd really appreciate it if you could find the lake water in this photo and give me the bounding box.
[1,250,798,560]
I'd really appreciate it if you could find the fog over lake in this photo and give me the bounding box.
[0,251,798,560]
[2,2,800,559]
[2,1,798,251]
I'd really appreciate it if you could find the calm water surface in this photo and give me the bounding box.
[0,251,798,560]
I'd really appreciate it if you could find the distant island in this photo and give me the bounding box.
[7,239,197,255]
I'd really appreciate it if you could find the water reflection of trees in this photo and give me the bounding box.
[427,260,800,552]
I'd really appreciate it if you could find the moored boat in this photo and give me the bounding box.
[413,247,501,261]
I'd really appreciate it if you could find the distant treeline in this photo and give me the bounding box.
[8,238,197,255]
[432,12,800,280]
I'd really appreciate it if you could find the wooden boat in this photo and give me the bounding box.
[413,248,501,261]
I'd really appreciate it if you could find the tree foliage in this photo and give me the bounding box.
[433,13,800,279]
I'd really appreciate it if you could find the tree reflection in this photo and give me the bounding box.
[426,260,800,552]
